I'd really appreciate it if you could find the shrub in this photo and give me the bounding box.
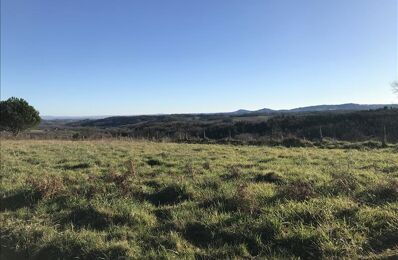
[126,159,137,176]
[234,184,260,214]
[222,165,244,180]
[279,181,316,201]
[325,172,360,196]
[201,184,260,214]
[185,162,197,176]
[202,161,211,170]
[102,171,132,195]
[199,178,221,190]
[26,175,65,200]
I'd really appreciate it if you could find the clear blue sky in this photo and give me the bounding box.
[1,0,397,116]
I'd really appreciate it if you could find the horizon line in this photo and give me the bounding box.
[41,102,398,118]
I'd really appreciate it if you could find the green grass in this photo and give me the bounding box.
[1,140,397,259]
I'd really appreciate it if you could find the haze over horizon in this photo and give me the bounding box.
[1,0,397,116]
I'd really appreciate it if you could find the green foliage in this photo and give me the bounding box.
[1,140,397,259]
[0,97,41,135]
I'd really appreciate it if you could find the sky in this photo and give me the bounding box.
[1,0,397,116]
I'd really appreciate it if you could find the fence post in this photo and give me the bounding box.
[382,125,387,147]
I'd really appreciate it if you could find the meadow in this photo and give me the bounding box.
[1,140,397,259]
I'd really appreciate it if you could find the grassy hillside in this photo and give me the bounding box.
[1,140,397,259]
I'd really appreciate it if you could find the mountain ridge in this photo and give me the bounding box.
[230,103,397,115]
[42,103,397,121]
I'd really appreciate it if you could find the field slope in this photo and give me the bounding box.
[1,140,397,259]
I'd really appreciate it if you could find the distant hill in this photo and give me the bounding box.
[290,103,397,113]
[43,103,397,122]
[61,103,397,129]
[41,115,108,120]
[230,103,398,115]
[232,109,252,115]
[38,108,398,144]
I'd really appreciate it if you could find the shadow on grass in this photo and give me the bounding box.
[88,245,130,260]
[58,163,91,170]
[199,196,240,212]
[59,205,131,230]
[276,235,322,259]
[146,159,162,167]
[253,172,284,184]
[143,180,162,189]
[34,243,130,260]
[147,185,191,206]
[34,244,76,260]
[183,222,214,247]
[0,190,40,211]
[368,230,398,252]
[182,221,273,256]
[0,247,27,260]
[358,179,398,205]
[60,206,111,230]
[153,208,173,221]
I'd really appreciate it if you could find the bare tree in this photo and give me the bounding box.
[393,81,398,96]
[380,81,398,147]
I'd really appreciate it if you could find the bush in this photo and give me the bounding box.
[325,172,360,196]
[27,175,65,200]
[279,181,316,201]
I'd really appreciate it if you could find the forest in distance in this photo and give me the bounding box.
[27,106,398,147]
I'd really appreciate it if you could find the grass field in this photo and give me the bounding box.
[1,140,397,259]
